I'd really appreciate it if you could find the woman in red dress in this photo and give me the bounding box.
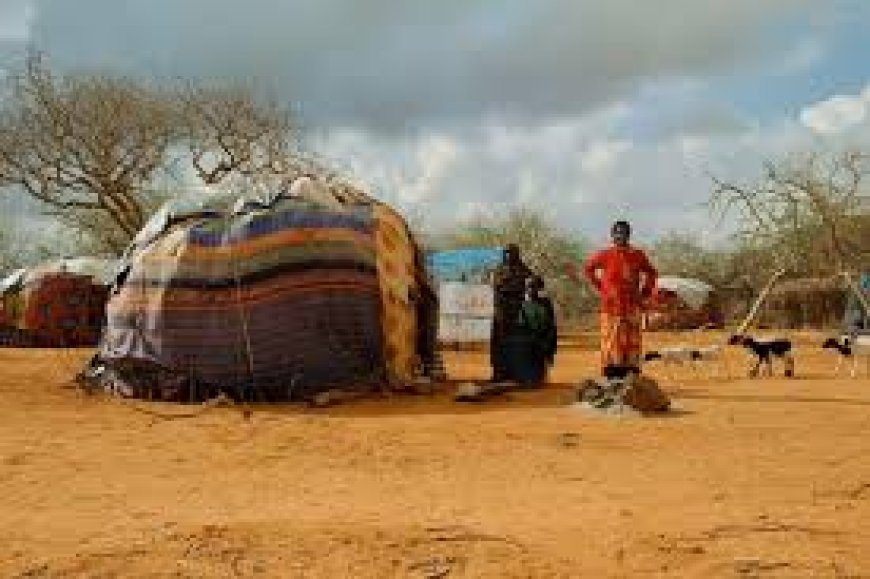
[574,221,657,377]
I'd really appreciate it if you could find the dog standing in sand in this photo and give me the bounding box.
[728,335,794,378]
[643,345,726,379]
[822,334,870,378]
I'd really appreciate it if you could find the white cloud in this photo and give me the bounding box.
[800,85,870,135]
[397,135,460,205]
[516,169,539,204]
[678,136,710,160]
[579,140,632,174]
[0,0,35,42]
[312,111,719,241]
[458,201,489,222]
[310,91,870,245]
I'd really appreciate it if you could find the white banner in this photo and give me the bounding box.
[437,282,494,342]
[438,282,494,316]
[438,314,492,342]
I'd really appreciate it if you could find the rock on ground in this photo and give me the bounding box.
[576,374,670,414]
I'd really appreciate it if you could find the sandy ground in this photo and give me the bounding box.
[2,331,870,578]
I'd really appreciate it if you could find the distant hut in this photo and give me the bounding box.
[645,276,723,330]
[759,276,846,329]
[0,258,116,347]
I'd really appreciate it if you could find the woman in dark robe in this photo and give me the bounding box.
[490,244,532,381]
[507,276,557,386]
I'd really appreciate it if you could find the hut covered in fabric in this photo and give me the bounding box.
[91,178,438,401]
[758,276,846,329]
[0,257,116,347]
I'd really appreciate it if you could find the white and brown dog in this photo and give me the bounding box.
[643,345,725,378]
[822,334,870,378]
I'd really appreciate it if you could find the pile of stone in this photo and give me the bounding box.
[575,374,670,415]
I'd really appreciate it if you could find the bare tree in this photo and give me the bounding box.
[710,150,869,274]
[710,150,870,321]
[445,207,593,321]
[179,84,316,193]
[0,53,316,254]
[0,53,177,253]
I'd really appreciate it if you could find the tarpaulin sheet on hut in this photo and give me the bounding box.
[426,248,502,283]
[656,277,713,310]
[93,181,438,401]
[0,258,116,346]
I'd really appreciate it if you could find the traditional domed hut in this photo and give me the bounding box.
[89,178,438,401]
[645,276,722,330]
[759,276,847,329]
[0,258,115,347]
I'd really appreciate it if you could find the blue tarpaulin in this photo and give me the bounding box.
[426,248,503,283]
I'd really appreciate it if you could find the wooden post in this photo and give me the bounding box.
[732,268,787,339]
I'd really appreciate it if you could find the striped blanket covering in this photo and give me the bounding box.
[100,198,388,400]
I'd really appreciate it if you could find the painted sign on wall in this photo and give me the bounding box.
[427,248,501,343]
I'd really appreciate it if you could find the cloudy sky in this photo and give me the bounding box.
[1,0,869,244]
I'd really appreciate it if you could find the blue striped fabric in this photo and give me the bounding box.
[188,203,372,246]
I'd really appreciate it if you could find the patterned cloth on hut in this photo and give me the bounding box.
[100,198,385,399]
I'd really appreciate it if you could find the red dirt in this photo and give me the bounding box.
[2,331,869,577]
